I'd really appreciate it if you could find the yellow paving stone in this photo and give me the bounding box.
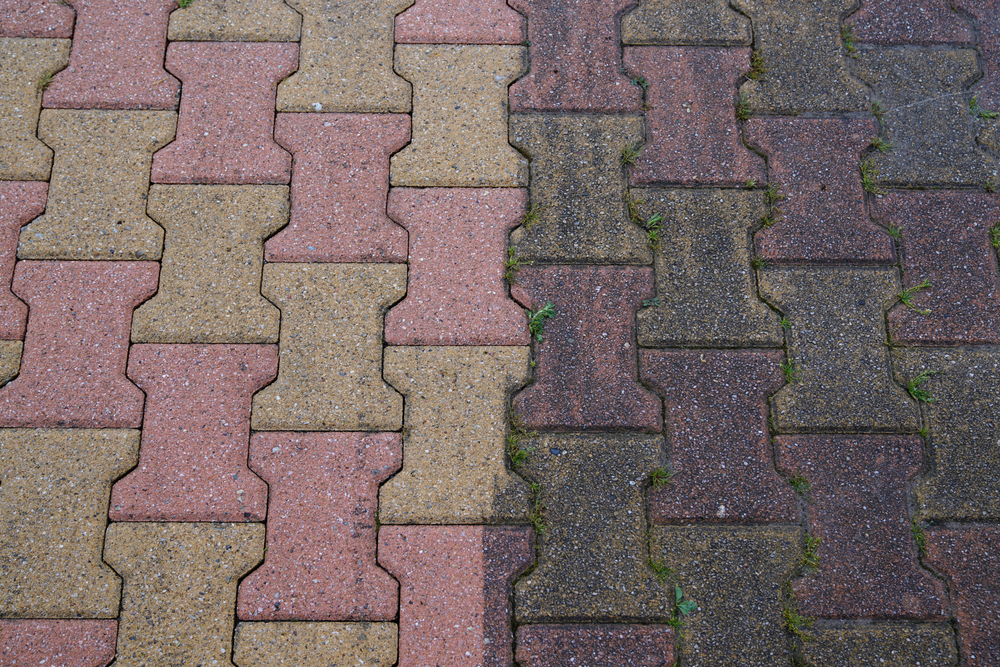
[390,45,528,187]
[234,622,398,667]
[277,0,414,112]
[168,0,302,41]
[0,340,20,385]
[251,263,405,432]
[17,110,175,260]
[104,522,264,667]
[0,429,139,618]
[380,346,531,524]
[131,185,287,344]
[0,38,69,180]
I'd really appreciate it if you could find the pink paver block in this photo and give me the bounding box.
[151,42,297,184]
[878,192,1000,345]
[747,117,895,263]
[0,0,75,37]
[0,620,117,667]
[641,350,797,524]
[238,432,402,621]
[511,265,662,431]
[0,181,46,339]
[395,0,525,43]
[624,47,764,186]
[379,525,533,667]
[954,0,1000,108]
[109,344,277,522]
[926,527,1000,667]
[385,188,529,345]
[847,0,971,45]
[776,435,949,620]
[516,625,675,667]
[42,0,178,110]
[0,261,157,428]
[265,113,410,262]
[508,0,641,112]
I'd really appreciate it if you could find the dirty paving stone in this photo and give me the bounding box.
[0,620,118,667]
[955,0,999,109]
[516,624,675,667]
[234,622,398,667]
[803,623,958,667]
[167,0,302,41]
[0,181,46,339]
[394,0,525,44]
[846,0,971,45]
[621,0,751,45]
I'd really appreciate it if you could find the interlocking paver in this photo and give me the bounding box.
[276,0,413,113]
[956,0,999,108]
[0,38,69,180]
[0,429,138,618]
[803,624,958,666]
[516,625,675,667]
[251,263,405,432]
[266,113,409,262]
[17,110,175,261]
[234,622,398,666]
[131,185,287,343]
[0,340,20,384]
[379,526,532,667]
[41,0,178,110]
[621,0,751,45]
[0,181,45,338]
[384,188,529,345]
[238,432,400,621]
[379,346,531,524]
[0,261,157,428]
[167,0,302,41]
[395,0,525,44]
[109,344,276,522]
[0,620,117,667]
[0,0,74,37]
[641,350,797,523]
[846,0,971,45]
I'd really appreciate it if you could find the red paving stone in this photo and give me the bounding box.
[955,0,1000,108]
[0,0,74,37]
[109,344,277,522]
[395,0,525,44]
[0,181,45,339]
[385,187,529,345]
[0,261,157,427]
[516,624,675,667]
[238,432,401,621]
[150,42,297,184]
[0,620,117,667]
[42,0,178,110]
[623,46,764,186]
[265,113,410,263]
[846,0,972,45]
[776,435,949,620]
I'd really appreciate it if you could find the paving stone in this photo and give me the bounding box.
[0,0,74,37]
[390,45,528,187]
[379,346,531,524]
[651,525,801,666]
[629,188,783,347]
[0,261,158,428]
[104,522,263,667]
[41,0,179,109]
[251,263,405,432]
[0,38,69,180]
[621,0,751,45]
[508,0,641,112]
[150,42,295,184]
[512,265,661,431]
[109,344,277,522]
[394,0,525,44]
[894,348,1000,521]
[776,435,949,619]
[846,0,971,45]
[925,527,1000,667]
[277,0,413,113]
[856,48,996,186]
[238,432,401,621]
[266,113,409,262]
[0,181,45,339]
[384,188,529,345]
[516,625,675,667]
[379,525,533,667]
[955,0,999,109]
[641,350,797,523]
[624,47,764,185]
[515,433,671,623]
[759,266,919,433]
[0,429,139,618]
[509,113,648,264]
[18,110,175,261]
[168,0,302,41]
[234,622,398,667]
[732,0,869,114]
[131,185,287,343]
[0,340,20,385]
[803,624,958,666]
[746,117,895,264]
[0,620,117,667]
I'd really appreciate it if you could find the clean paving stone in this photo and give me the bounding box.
[394,0,525,44]
[0,181,45,339]
[0,0,74,37]
[233,622,398,667]
[0,620,118,667]
[167,0,302,41]
[0,340,20,385]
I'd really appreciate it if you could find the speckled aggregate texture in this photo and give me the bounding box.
[516,624,675,667]
[167,0,302,41]
[621,0,751,45]
[0,181,46,338]
[0,620,118,667]
[233,622,398,666]
[803,624,958,666]
[0,0,75,38]
[395,0,525,44]
[846,0,971,45]
[0,340,21,384]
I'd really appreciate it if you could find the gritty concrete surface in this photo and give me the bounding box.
[803,623,958,666]
[0,0,75,38]
[0,620,118,667]
[0,181,45,338]
[167,0,302,41]
[0,340,21,384]
[516,624,675,667]
[395,0,525,44]
[233,622,398,667]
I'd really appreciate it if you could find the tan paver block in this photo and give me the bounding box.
[391,45,527,187]
[0,429,139,618]
[131,185,287,344]
[168,0,302,41]
[234,622,397,666]
[18,110,175,261]
[277,0,414,112]
[804,624,958,666]
[0,38,69,180]
[104,522,264,667]
[0,340,21,385]
[622,0,752,45]
[380,346,531,524]
[251,263,405,431]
